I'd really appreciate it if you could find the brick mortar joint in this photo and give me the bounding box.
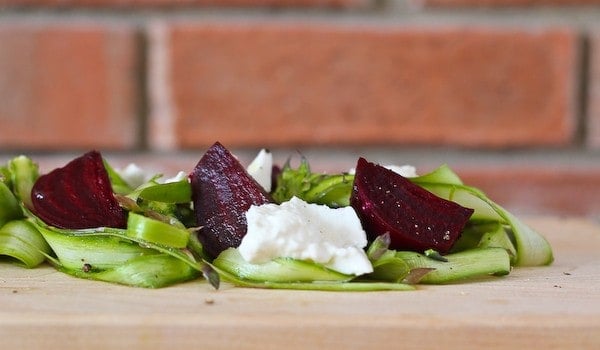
[2,7,600,25]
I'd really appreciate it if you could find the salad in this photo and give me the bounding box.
[0,142,553,291]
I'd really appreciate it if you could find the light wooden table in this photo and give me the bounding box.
[1,217,599,349]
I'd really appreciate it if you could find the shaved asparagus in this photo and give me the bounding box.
[213,247,352,283]
[396,248,511,284]
[411,165,553,266]
[272,158,353,207]
[7,156,39,209]
[0,148,553,290]
[0,182,21,227]
[0,220,51,268]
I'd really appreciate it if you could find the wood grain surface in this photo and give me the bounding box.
[1,217,599,349]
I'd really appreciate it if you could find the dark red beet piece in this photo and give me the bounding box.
[30,151,127,229]
[190,142,272,259]
[350,157,473,254]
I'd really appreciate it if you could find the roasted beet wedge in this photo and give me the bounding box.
[30,151,127,229]
[190,142,272,259]
[350,158,473,254]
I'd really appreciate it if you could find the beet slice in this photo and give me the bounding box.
[190,142,272,259]
[31,151,127,229]
[350,157,473,254]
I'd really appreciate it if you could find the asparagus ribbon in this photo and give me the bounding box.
[1,153,553,291]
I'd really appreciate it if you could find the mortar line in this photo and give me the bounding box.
[2,7,600,27]
[135,25,149,151]
[575,31,590,149]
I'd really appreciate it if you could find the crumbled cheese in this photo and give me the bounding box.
[349,164,418,178]
[118,163,149,189]
[118,164,187,188]
[238,197,373,276]
[246,149,273,192]
[163,171,188,183]
[384,165,418,178]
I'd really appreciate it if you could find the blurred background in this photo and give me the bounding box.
[0,0,599,218]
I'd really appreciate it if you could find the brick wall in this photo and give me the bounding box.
[1,0,600,217]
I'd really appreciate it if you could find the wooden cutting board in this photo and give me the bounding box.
[1,217,599,349]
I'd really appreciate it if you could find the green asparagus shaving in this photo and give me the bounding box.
[36,223,159,271]
[410,163,464,185]
[236,281,415,291]
[64,254,199,288]
[103,159,134,195]
[366,232,392,261]
[103,158,191,224]
[480,229,517,262]
[0,220,51,268]
[500,211,552,266]
[411,165,503,222]
[137,180,192,204]
[126,212,190,249]
[212,247,415,291]
[272,158,353,207]
[187,230,208,260]
[213,248,352,283]
[396,248,511,284]
[31,216,203,269]
[123,173,191,204]
[28,212,219,288]
[0,165,11,186]
[367,252,411,283]
[455,222,517,263]
[104,230,207,274]
[115,194,182,226]
[412,167,553,266]
[0,182,22,227]
[122,176,194,225]
[424,249,449,262]
[211,263,415,291]
[30,216,218,288]
[365,234,410,282]
[450,222,491,252]
[8,156,39,209]
[476,223,511,250]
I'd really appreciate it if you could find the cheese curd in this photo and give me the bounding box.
[118,164,187,188]
[384,164,418,178]
[118,163,149,189]
[238,197,373,276]
[246,149,273,192]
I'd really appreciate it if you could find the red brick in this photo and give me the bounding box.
[459,165,600,217]
[151,23,578,149]
[422,0,600,6]
[0,0,368,7]
[0,24,139,150]
[589,33,600,149]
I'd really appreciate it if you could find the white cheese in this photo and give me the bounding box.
[384,164,418,178]
[117,163,149,189]
[239,197,373,276]
[118,164,188,188]
[163,171,188,183]
[246,149,273,192]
